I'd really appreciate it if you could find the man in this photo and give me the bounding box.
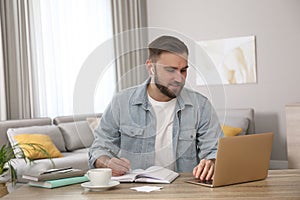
[89,35,224,181]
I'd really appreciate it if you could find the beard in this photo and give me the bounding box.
[154,75,184,99]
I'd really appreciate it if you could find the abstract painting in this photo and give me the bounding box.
[196,36,257,85]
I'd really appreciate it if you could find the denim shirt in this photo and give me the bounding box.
[89,78,224,172]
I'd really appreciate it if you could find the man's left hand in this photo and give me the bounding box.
[193,159,215,181]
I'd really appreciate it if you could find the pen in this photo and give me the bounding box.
[41,167,73,175]
[106,149,131,173]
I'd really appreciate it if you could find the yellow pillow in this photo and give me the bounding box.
[14,134,63,159]
[221,125,243,137]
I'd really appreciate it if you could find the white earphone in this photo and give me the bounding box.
[151,67,154,74]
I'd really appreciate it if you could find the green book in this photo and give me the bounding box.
[29,175,89,189]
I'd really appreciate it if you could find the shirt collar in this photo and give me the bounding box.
[131,77,194,110]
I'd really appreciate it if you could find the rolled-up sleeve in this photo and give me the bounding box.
[88,96,121,168]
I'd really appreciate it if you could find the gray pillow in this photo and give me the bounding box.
[7,125,67,157]
[58,121,94,151]
[219,117,249,135]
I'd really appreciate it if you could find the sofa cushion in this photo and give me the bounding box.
[220,117,249,135]
[0,118,52,147]
[86,117,101,131]
[7,125,66,158]
[14,134,63,159]
[216,108,255,134]
[58,121,94,151]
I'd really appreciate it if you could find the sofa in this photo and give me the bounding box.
[0,113,102,183]
[0,108,254,183]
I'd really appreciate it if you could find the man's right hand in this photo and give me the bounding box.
[94,156,130,176]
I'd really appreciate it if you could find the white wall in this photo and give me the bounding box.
[147,0,300,162]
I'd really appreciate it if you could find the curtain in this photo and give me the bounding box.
[111,0,149,91]
[29,0,114,118]
[0,0,145,119]
[0,0,34,120]
[0,13,6,120]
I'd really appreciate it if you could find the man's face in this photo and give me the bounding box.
[152,52,188,99]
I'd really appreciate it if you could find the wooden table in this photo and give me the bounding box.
[2,169,300,200]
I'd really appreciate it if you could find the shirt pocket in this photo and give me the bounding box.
[177,129,197,160]
[119,125,145,153]
[120,125,144,137]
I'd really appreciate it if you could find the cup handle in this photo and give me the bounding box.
[86,171,90,180]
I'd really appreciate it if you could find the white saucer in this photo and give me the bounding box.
[81,181,120,191]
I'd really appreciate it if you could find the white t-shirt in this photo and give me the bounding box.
[148,94,176,170]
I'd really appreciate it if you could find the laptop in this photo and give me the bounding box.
[186,132,274,187]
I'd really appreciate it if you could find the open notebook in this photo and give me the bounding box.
[111,166,179,183]
[186,132,274,187]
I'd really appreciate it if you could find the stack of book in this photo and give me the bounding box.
[22,167,88,188]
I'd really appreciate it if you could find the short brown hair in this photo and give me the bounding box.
[148,35,189,61]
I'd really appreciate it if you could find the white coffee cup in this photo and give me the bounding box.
[86,168,112,186]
